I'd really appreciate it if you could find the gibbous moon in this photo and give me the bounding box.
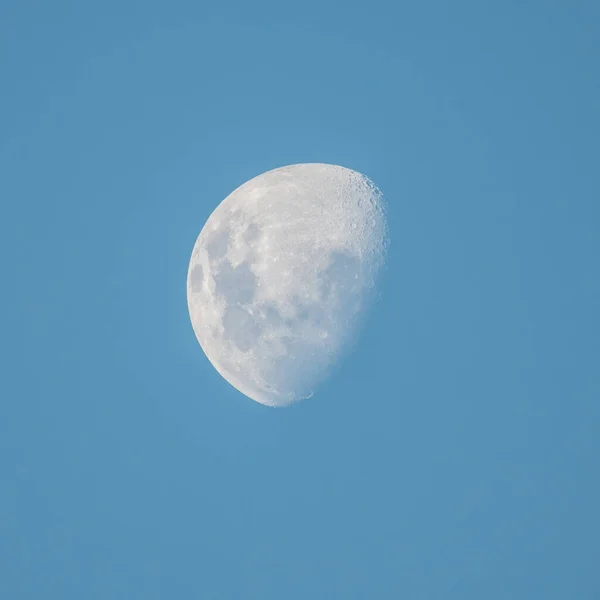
[187,163,388,407]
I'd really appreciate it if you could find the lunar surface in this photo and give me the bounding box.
[187,163,388,407]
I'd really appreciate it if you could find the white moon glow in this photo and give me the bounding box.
[187,163,388,407]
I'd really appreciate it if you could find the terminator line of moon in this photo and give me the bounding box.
[186,163,388,407]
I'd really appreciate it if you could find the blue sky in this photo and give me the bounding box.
[1,1,599,598]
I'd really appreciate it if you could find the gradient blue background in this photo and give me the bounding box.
[1,1,599,598]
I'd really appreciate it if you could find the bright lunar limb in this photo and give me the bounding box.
[187,163,388,407]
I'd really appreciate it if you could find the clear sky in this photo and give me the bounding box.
[1,1,599,598]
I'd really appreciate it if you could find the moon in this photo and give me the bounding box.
[187,163,388,407]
